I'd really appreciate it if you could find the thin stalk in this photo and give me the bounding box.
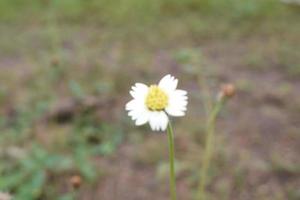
[47,1,61,54]
[72,189,78,200]
[196,71,212,118]
[198,98,226,200]
[167,122,177,200]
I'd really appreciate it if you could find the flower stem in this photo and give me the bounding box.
[198,98,226,200]
[167,122,177,200]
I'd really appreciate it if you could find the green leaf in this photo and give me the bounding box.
[69,80,84,99]
[16,170,46,199]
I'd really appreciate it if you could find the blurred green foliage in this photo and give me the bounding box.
[0,57,123,199]
[0,0,287,24]
[0,103,122,199]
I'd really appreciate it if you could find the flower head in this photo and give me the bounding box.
[126,74,188,131]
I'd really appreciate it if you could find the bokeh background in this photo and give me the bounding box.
[0,0,299,199]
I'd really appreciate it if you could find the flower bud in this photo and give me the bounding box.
[51,57,60,66]
[70,175,82,189]
[219,84,236,100]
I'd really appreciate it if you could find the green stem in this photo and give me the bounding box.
[198,98,226,200]
[46,1,62,55]
[167,122,177,200]
[196,70,212,118]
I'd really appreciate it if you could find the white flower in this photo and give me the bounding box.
[126,74,188,131]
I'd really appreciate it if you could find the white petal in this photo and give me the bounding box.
[166,89,188,117]
[126,99,140,111]
[135,110,150,126]
[158,74,178,93]
[128,109,143,120]
[129,106,146,120]
[128,105,150,125]
[149,111,169,131]
[129,83,148,100]
[126,96,147,115]
[149,112,159,131]
[165,107,185,116]
[159,112,169,131]
[174,89,187,97]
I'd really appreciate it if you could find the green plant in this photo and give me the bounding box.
[0,144,72,199]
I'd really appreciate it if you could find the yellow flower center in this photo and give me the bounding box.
[145,85,169,111]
